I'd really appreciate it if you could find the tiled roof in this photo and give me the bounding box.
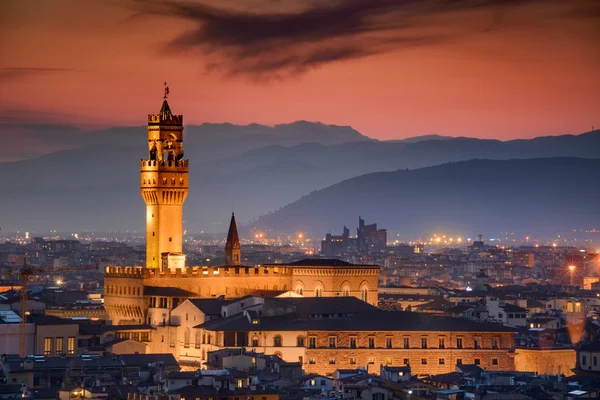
[144,286,197,297]
[187,298,224,315]
[196,309,517,333]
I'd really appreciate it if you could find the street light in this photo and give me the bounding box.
[568,265,576,286]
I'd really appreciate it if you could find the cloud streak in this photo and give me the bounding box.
[0,67,73,82]
[136,0,599,78]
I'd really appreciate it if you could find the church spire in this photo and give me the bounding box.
[225,213,241,265]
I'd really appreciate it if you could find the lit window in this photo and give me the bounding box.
[67,337,75,355]
[56,337,63,354]
[44,337,52,356]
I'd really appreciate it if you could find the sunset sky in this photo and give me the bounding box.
[1,0,599,141]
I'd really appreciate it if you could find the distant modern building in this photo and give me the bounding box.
[321,217,387,256]
[357,217,387,253]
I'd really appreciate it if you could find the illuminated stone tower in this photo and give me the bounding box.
[140,84,188,269]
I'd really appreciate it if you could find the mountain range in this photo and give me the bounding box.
[0,121,598,235]
[252,158,600,238]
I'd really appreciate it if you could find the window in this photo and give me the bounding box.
[368,337,375,348]
[350,337,357,349]
[386,337,393,349]
[237,379,243,389]
[342,287,349,297]
[56,337,63,354]
[350,357,357,365]
[474,358,481,365]
[315,287,323,297]
[44,337,52,356]
[492,358,498,365]
[403,337,409,349]
[582,355,587,365]
[403,358,409,365]
[421,338,427,349]
[309,337,317,348]
[492,337,499,349]
[361,288,368,302]
[457,358,463,365]
[329,336,337,348]
[297,336,305,347]
[68,337,75,355]
[184,328,190,348]
[594,357,598,367]
[439,358,445,365]
[439,337,445,349]
[457,338,463,349]
[329,358,336,365]
[474,338,481,349]
[421,358,427,365]
[386,357,392,365]
[309,358,316,364]
[273,335,282,347]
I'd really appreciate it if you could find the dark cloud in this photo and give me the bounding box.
[0,67,73,82]
[136,0,598,78]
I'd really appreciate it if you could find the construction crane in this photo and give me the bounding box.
[20,257,32,358]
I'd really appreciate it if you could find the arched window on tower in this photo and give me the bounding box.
[342,286,350,297]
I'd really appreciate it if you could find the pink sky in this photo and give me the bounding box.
[0,0,598,140]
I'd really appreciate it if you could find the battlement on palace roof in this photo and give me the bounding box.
[104,264,295,279]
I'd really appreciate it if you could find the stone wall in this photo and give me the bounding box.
[304,331,515,376]
[514,348,576,376]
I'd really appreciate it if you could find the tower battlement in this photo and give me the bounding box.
[140,159,189,169]
[105,265,148,278]
[148,113,183,125]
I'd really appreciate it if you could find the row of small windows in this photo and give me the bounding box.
[309,357,498,366]
[296,286,368,301]
[106,285,141,296]
[304,335,500,349]
[142,178,185,185]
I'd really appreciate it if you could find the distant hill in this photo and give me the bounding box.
[0,120,371,162]
[387,134,455,143]
[0,128,599,233]
[251,158,600,237]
